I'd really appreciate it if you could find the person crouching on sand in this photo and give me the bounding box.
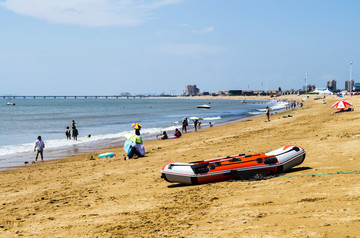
[34,136,45,161]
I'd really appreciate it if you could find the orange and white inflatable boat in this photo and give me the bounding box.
[161,145,305,185]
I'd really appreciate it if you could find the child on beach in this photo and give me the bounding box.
[34,136,45,161]
[65,127,71,140]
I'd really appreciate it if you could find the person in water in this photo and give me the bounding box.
[72,127,79,140]
[34,136,45,161]
[157,131,168,140]
[65,126,71,140]
[174,128,182,138]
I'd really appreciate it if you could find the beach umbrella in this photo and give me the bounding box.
[131,123,142,129]
[123,135,142,154]
[128,134,142,144]
[331,100,353,110]
[123,139,136,154]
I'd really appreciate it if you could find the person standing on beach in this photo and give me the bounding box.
[182,117,188,133]
[266,107,270,122]
[72,120,76,129]
[65,126,71,140]
[34,136,45,161]
[194,119,198,132]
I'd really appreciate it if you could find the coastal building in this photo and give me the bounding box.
[303,84,316,92]
[327,80,336,92]
[228,90,243,96]
[185,85,200,95]
[353,83,360,91]
[345,80,354,92]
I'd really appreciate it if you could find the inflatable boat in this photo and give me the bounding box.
[161,145,305,185]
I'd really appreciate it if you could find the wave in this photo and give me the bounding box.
[248,111,264,115]
[202,116,221,121]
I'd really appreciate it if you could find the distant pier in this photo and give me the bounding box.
[1,95,148,99]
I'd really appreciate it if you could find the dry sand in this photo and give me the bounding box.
[0,95,359,237]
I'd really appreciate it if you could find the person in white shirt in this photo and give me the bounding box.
[34,136,45,161]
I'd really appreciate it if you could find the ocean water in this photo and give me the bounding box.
[0,98,286,169]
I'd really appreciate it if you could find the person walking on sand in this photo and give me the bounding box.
[34,136,45,161]
[266,107,270,122]
[65,126,71,140]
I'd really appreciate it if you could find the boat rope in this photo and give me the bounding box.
[279,170,360,178]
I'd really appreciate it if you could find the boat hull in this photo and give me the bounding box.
[161,145,305,185]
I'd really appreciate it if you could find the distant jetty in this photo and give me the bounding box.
[1,95,148,99]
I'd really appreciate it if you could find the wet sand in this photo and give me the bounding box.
[0,95,359,237]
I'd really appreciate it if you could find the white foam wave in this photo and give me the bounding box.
[202,116,221,121]
[248,111,264,115]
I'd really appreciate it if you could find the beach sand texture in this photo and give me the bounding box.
[0,95,359,237]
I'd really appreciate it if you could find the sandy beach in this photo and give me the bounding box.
[0,95,359,237]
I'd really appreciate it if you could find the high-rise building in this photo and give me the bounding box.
[185,85,200,95]
[327,80,336,92]
[345,80,354,92]
[354,83,360,91]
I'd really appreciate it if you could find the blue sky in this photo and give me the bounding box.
[1,0,359,95]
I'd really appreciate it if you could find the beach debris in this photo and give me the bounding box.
[31,161,36,164]
[99,152,115,158]
[90,156,95,160]
[24,161,29,164]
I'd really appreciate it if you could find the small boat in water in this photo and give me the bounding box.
[161,145,305,185]
[7,102,15,106]
[197,104,210,109]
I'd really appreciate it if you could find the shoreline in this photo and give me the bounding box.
[1,94,359,237]
[0,97,283,171]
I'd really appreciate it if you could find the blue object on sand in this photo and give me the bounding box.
[99,152,115,158]
[123,140,136,155]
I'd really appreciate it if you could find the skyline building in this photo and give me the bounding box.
[345,80,354,92]
[327,80,336,92]
[354,83,360,91]
[185,85,200,95]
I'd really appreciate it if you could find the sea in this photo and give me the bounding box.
[0,98,287,170]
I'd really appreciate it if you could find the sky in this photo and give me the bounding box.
[1,0,360,95]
